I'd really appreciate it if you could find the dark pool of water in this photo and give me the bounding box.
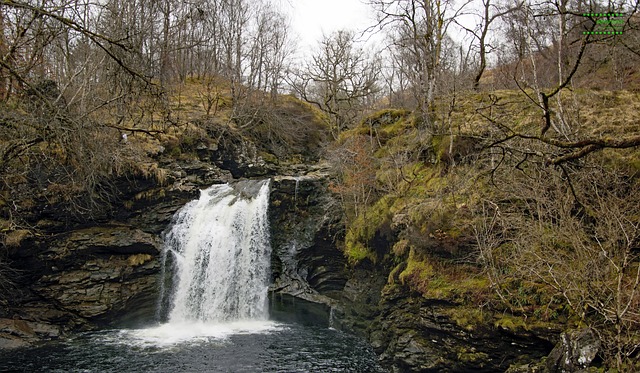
[0,321,386,372]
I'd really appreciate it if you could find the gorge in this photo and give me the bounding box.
[0,146,560,372]
[0,80,633,373]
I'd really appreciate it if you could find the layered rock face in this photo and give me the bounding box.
[2,220,180,346]
[33,227,160,323]
[0,157,223,346]
[0,226,163,347]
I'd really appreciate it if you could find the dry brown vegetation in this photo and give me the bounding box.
[331,86,640,370]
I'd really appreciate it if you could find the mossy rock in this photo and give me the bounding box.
[350,109,413,144]
[258,151,279,165]
[495,314,528,332]
[455,346,490,364]
[430,134,481,166]
[343,195,396,264]
[360,109,411,128]
[444,307,488,331]
[344,241,374,265]
[398,252,434,289]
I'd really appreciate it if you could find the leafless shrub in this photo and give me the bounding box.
[475,159,640,370]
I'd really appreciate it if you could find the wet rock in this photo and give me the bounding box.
[0,334,29,349]
[269,174,347,301]
[363,286,554,373]
[545,328,600,373]
[0,318,62,348]
[269,292,333,327]
[122,189,198,235]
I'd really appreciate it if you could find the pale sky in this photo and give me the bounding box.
[281,0,477,59]
[283,0,379,55]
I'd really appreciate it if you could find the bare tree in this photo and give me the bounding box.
[479,1,640,164]
[290,30,381,138]
[455,0,523,90]
[0,0,164,225]
[368,0,470,131]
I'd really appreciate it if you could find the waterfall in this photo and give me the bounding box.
[294,176,300,204]
[162,179,272,324]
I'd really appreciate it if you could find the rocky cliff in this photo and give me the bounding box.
[0,180,197,348]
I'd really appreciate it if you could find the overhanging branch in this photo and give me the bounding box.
[489,132,640,165]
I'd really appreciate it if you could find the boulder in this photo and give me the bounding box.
[545,328,600,373]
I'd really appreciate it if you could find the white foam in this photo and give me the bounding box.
[107,321,285,348]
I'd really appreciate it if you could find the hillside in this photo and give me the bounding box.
[331,88,640,371]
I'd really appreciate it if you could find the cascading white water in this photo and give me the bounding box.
[163,179,272,324]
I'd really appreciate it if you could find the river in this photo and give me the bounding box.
[0,321,385,372]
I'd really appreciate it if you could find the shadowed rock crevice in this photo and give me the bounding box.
[268,171,348,302]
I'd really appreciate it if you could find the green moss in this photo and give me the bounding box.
[494,314,528,331]
[431,135,450,161]
[343,195,395,264]
[398,250,434,291]
[349,109,414,145]
[444,307,488,331]
[494,313,562,333]
[455,347,489,363]
[392,239,410,257]
[373,127,422,158]
[258,151,278,164]
[168,145,181,157]
[422,274,490,303]
[344,240,373,264]
[360,109,411,128]
[387,262,407,285]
